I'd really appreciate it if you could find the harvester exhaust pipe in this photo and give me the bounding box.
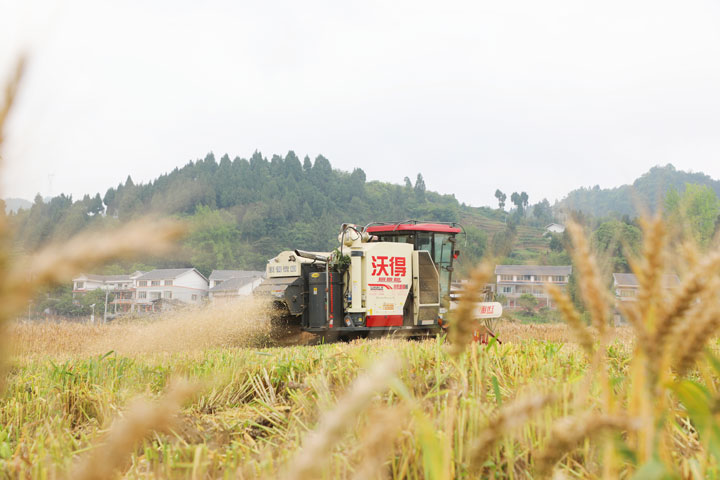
[293,250,331,328]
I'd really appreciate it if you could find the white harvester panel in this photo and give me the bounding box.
[266,250,324,278]
[362,242,413,327]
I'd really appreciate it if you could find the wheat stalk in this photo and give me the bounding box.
[71,380,197,480]
[283,355,400,480]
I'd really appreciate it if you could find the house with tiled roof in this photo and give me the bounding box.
[495,265,572,309]
[612,273,680,302]
[208,270,265,301]
[134,268,209,312]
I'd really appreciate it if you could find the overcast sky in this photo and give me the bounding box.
[2,0,720,207]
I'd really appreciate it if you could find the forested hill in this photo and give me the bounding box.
[558,164,720,218]
[9,151,505,274]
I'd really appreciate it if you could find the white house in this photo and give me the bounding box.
[208,270,265,302]
[134,268,209,312]
[72,272,144,293]
[544,223,565,234]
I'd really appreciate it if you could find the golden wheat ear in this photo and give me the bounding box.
[2,218,185,316]
[565,221,610,336]
[467,393,556,472]
[349,406,408,480]
[448,261,494,357]
[0,55,25,150]
[71,379,198,480]
[544,283,593,356]
[283,355,400,480]
[652,249,720,363]
[535,414,638,478]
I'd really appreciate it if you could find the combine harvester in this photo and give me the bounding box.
[256,221,502,342]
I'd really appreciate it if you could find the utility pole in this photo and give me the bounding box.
[104,288,109,323]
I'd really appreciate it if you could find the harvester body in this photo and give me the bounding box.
[255,221,461,338]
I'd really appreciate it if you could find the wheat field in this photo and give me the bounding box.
[3,314,628,479]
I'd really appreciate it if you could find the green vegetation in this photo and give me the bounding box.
[559,163,720,218]
[7,152,554,277]
[665,183,720,247]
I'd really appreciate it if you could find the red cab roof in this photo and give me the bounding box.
[366,223,461,234]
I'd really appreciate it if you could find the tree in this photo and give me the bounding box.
[532,198,552,224]
[517,293,538,314]
[592,220,642,272]
[520,192,529,210]
[414,173,426,202]
[549,233,564,252]
[665,184,720,248]
[494,189,507,210]
[510,192,520,210]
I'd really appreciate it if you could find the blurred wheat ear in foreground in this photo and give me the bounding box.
[0,55,190,477]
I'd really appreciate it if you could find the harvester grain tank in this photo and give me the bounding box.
[255,221,463,339]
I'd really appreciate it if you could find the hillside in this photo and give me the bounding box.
[7,152,551,276]
[558,164,720,217]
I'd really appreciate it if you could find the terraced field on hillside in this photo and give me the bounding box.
[459,208,550,254]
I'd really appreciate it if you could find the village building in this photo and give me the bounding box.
[544,223,565,234]
[495,265,572,309]
[209,275,265,302]
[612,272,680,302]
[134,268,209,312]
[72,272,144,293]
[208,270,265,288]
[72,271,146,316]
[612,272,680,324]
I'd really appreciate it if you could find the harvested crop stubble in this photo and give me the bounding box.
[10,297,276,357]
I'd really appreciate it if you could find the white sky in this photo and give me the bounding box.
[2,0,720,207]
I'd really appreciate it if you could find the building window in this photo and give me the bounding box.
[138,281,147,287]
[520,275,532,281]
[552,276,565,282]
[138,291,147,299]
[499,275,513,281]
[501,286,513,294]
[151,280,161,286]
[192,294,198,301]
[214,280,222,287]
[164,280,173,286]
[164,291,172,299]
[150,292,161,300]
[76,282,84,289]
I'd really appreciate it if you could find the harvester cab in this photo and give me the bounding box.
[255,221,463,340]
